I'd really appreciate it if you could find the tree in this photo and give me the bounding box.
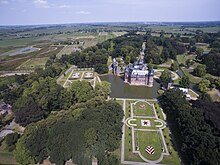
[94,81,111,99]
[202,51,220,76]
[94,64,108,74]
[179,76,190,88]
[5,133,20,151]
[198,79,211,93]
[84,128,97,146]
[14,138,36,165]
[194,64,206,77]
[125,55,131,64]
[160,69,172,88]
[196,47,204,59]
[69,81,93,103]
[170,62,178,71]
[159,89,220,165]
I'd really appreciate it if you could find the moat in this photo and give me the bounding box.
[100,74,160,99]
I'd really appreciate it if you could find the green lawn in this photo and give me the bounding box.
[181,67,202,84]
[154,103,165,120]
[137,131,163,161]
[134,102,155,117]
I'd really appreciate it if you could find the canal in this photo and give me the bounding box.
[100,75,160,99]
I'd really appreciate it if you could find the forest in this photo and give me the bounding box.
[14,101,123,165]
[159,89,220,165]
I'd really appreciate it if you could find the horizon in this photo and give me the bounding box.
[0,0,220,26]
[1,20,220,27]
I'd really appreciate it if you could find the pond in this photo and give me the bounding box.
[1,46,39,56]
[100,75,160,99]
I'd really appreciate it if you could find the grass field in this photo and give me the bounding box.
[134,102,155,116]
[137,131,162,161]
[56,45,79,58]
[17,57,48,70]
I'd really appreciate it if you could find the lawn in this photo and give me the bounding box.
[137,131,163,161]
[181,67,202,84]
[134,102,155,117]
[154,103,165,120]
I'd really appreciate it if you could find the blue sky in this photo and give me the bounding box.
[0,0,219,25]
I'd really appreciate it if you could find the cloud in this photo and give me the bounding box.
[33,0,47,5]
[76,11,90,15]
[58,4,71,8]
[33,0,51,8]
[0,0,9,4]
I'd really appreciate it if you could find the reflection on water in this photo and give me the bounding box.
[100,75,160,99]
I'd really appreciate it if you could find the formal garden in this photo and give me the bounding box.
[118,99,181,165]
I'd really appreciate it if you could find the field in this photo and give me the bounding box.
[0,26,125,72]
[120,99,180,165]
[56,45,80,58]
[17,57,49,70]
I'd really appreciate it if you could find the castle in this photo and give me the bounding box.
[112,42,154,87]
[124,42,154,87]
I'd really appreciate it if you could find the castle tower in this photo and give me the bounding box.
[148,69,154,87]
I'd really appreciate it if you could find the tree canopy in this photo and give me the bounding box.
[159,89,220,165]
[14,101,124,165]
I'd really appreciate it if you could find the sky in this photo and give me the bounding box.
[0,0,220,25]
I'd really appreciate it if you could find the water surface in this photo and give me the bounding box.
[100,75,160,99]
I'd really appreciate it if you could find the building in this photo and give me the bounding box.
[112,58,121,76]
[124,42,154,87]
[124,58,154,87]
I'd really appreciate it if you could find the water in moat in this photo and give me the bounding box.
[100,74,160,99]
